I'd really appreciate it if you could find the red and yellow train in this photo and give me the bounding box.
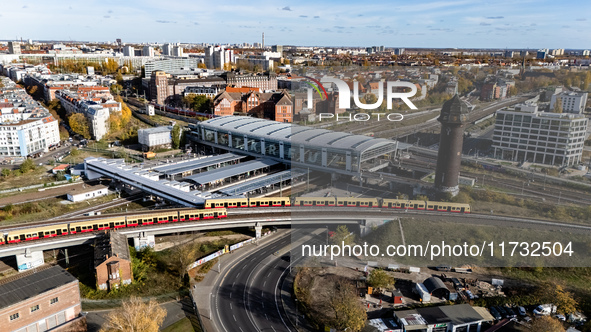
[0,196,469,245]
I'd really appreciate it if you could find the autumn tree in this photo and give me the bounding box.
[115,96,132,126]
[170,236,199,283]
[553,97,563,113]
[183,94,212,113]
[1,168,10,178]
[115,71,124,85]
[530,316,565,332]
[68,113,91,139]
[536,283,578,314]
[330,225,354,246]
[99,296,166,332]
[59,126,70,141]
[328,277,367,332]
[367,269,394,292]
[171,125,181,149]
[197,62,207,69]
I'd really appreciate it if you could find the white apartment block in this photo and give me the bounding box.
[492,103,588,166]
[143,46,155,57]
[123,46,135,57]
[204,46,235,69]
[549,91,588,114]
[0,78,60,157]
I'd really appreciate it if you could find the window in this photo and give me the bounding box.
[50,297,59,305]
[30,305,39,312]
[9,313,19,321]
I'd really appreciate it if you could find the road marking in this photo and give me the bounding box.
[230,303,232,310]
[237,272,240,277]
[265,314,269,320]
[239,327,244,332]
[232,282,235,287]
[263,281,267,287]
[233,315,237,321]
[230,292,232,299]
[267,272,271,278]
[242,265,247,270]
[271,326,277,332]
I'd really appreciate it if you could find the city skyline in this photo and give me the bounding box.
[0,0,590,49]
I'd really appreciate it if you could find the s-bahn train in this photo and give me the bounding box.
[149,102,217,119]
[0,196,469,245]
[205,196,470,213]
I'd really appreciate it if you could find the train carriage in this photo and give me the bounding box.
[293,197,337,207]
[336,197,380,208]
[205,198,249,209]
[426,202,471,213]
[381,199,410,209]
[0,235,4,245]
[248,197,290,207]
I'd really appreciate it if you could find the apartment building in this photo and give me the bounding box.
[0,78,60,157]
[549,91,588,114]
[213,89,293,122]
[55,89,114,140]
[492,103,588,166]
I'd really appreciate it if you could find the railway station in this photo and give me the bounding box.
[184,159,282,191]
[153,153,245,179]
[188,116,408,178]
[218,169,308,197]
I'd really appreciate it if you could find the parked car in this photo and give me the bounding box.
[555,314,566,321]
[495,306,508,318]
[518,306,526,316]
[489,307,502,321]
[523,316,532,323]
[504,306,517,318]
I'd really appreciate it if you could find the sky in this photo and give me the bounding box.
[0,0,590,49]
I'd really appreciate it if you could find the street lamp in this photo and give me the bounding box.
[295,299,299,328]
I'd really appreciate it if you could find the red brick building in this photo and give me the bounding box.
[94,231,133,291]
[213,90,293,122]
[0,265,85,332]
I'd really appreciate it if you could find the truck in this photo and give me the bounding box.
[143,151,156,159]
[533,304,557,316]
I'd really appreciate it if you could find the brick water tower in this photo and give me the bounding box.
[434,95,469,196]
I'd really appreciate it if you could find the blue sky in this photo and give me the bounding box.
[0,0,589,49]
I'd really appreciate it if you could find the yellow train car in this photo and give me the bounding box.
[381,199,410,209]
[205,198,249,209]
[426,202,471,213]
[293,197,336,207]
[248,197,291,207]
[0,235,4,245]
[336,197,380,208]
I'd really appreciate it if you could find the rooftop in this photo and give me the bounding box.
[0,265,78,311]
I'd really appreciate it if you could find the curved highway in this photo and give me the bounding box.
[211,229,315,332]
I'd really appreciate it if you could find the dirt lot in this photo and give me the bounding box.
[0,182,88,207]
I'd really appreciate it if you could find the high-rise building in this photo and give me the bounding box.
[435,95,469,196]
[172,46,184,57]
[271,45,283,57]
[204,46,235,69]
[143,46,155,57]
[8,41,21,54]
[150,71,169,105]
[492,103,588,165]
[394,48,405,55]
[162,43,173,56]
[123,46,135,57]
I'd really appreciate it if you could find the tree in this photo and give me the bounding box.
[536,283,578,315]
[99,296,166,332]
[110,83,123,96]
[553,97,563,113]
[367,269,394,292]
[19,159,36,173]
[328,277,367,332]
[1,168,10,178]
[59,126,70,141]
[362,93,377,105]
[171,125,181,149]
[115,71,124,85]
[330,225,354,246]
[68,113,91,139]
[115,96,132,126]
[197,62,207,69]
[530,316,565,332]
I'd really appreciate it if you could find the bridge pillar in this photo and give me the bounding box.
[360,218,396,237]
[255,223,262,239]
[133,232,155,250]
[16,248,45,272]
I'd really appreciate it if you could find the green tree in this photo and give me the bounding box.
[330,225,354,246]
[19,159,36,173]
[115,71,124,85]
[553,97,563,113]
[110,84,123,96]
[171,125,181,149]
[1,168,10,178]
[68,113,91,139]
[367,269,395,292]
[363,93,377,105]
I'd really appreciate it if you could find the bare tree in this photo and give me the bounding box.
[100,296,166,332]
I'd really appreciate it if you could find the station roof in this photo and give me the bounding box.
[219,169,307,196]
[184,159,279,185]
[197,116,398,155]
[153,153,245,176]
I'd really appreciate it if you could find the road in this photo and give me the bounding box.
[211,229,319,332]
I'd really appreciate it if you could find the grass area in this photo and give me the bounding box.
[205,230,238,237]
[0,194,117,224]
[149,114,189,127]
[162,317,195,332]
[0,167,58,191]
[101,199,156,214]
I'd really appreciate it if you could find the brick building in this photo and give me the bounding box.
[213,90,293,122]
[0,265,85,332]
[94,231,133,291]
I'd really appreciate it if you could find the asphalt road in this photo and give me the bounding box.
[212,230,311,332]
